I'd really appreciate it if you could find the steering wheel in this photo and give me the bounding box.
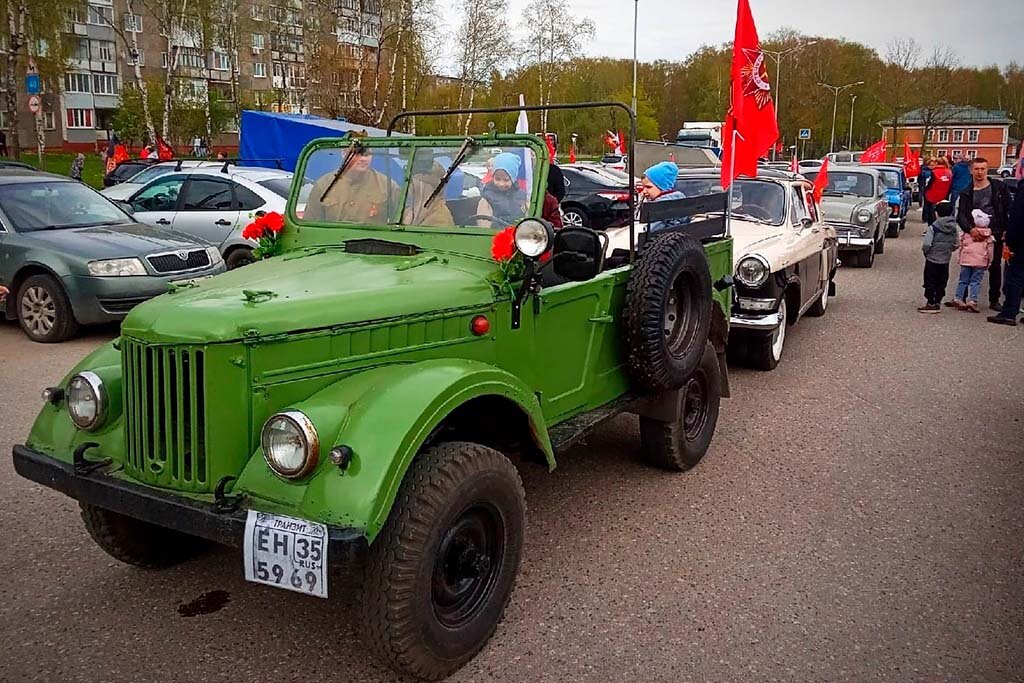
[734,204,774,221]
[469,214,511,228]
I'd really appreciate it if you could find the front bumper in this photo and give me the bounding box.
[835,232,874,250]
[63,266,225,325]
[12,444,365,564]
[730,309,784,333]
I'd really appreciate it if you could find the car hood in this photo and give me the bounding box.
[819,196,873,224]
[100,183,142,201]
[729,219,787,262]
[120,248,497,344]
[24,222,207,259]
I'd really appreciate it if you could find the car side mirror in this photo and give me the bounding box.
[116,200,135,215]
[800,217,814,230]
[552,227,605,281]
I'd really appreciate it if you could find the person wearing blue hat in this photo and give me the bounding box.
[477,152,528,227]
[640,160,687,233]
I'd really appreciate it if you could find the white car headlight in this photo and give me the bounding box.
[206,246,223,266]
[67,372,106,430]
[856,210,872,224]
[261,411,319,479]
[88,257,147,277]
[735,255,770,288]
[514,218,553,258]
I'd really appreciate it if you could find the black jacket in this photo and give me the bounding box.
[1006,189,1024,264]
[957,178,1011,238]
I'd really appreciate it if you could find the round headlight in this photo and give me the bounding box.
[67,372,106,430]
[261,411,319,479]
[514,218,553,258]
[735,255,770,288]
[856,210,872,223]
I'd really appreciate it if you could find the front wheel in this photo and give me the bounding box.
[747,297,787,371]
[875,230,886,254]
[806,277,831,317]
[359,442,526,681]
[561,207,588,227]
[80,504,207,568]
[639,342,722,471]
[17,274,79,343]
[855,244,875,268]
[225,247,254,270]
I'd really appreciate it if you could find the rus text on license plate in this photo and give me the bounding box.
[243,510,328,599]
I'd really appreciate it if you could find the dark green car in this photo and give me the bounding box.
[0,170,226,342]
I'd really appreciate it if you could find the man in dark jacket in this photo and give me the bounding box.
[949,156,972,205]
[957,158,1012,310]
[987,188,1024,325]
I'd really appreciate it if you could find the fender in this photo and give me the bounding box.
[234,358,554,540]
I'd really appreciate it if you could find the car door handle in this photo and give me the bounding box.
[156,218,171,225]
[215,219,232,226]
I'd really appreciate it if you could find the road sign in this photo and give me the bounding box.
[25,74,40,94]
[28,95,40,114]
[799,128,812,140]
[27,57,38,75]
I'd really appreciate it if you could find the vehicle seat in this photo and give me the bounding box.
[447,196,480,226]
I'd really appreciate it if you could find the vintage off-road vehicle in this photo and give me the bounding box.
[13,104,733,680]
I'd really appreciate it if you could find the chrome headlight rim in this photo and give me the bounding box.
[735,254,771,288]
[513,218,554,259]
[67,371,107,431]
[261,410,320,480]
[856,209,873,224]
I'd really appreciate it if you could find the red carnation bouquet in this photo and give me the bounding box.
[241,211,285,259]
[490,226,524,293]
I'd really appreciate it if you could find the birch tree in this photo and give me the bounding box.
[105,0,156,144]
[139,0,190,140]
[454,0,506,134]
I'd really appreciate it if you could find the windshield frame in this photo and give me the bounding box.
[291,134,549,236]
[0,180,134,233]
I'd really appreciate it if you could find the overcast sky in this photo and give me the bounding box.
[440,0,1021,72]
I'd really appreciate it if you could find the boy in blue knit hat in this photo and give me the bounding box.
[640,160,687,233]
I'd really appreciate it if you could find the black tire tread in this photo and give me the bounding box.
[359,442,525,681]
[79,504,204,569]
[225,248,254,270]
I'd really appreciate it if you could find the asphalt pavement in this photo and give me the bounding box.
[1,212,1022,683]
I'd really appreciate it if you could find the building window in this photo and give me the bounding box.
[87,5,112,25]
[72,38,90,61]
[953,129,964,142]
[178,47,205,69]
[310,94,322,108]
[124,13,143,32]
[65,72,92,93]
[967,150,977,159]
[66,108,94,129]
[936,149,946,158]
[968,129,979,143]
[92,40,114,62]
[253,61,266,77]
[126,48,144,66]
[252,33,264,50]
[251,4,264,20]
[44,111,56,130]
[36,38,50,57]
[951,149,962,159]
[212,51,230,71]
[161,51,168,68]
[93,74,119,95]
[938,130,949,143]
[0,111,7,128]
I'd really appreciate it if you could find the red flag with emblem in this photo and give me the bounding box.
[617,129,627,156]
[903,140,921,177]
[720,0,779,189]
[860,138,887,163]
[812,157,830,203]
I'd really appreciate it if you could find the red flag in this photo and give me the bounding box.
[903,140,921,177]
[812,157,829,202]
[156,137,174,161]
[544,135,556,163]
[568,144,576,164]
[860,139,887,164]
[720,0,779,189]
[790,152,799,174]
[604,130,619,151]
[617,129,626,156]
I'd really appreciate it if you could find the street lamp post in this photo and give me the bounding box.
[762,40,817,158]
[848,94,858,151]
[818,80,864,153]
[631,0,639,117]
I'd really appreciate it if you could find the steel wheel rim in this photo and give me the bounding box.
[432,503,504,629]
[664,276,697,358]
[563,211,584,227]
[682,374,709,441]
[771,299,787,361]
[20,286,56,336]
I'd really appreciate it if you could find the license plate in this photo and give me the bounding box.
[243,510,328,599]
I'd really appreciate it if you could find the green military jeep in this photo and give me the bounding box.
[14,104,733,680]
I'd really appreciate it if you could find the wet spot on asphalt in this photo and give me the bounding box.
[177,590,231,617]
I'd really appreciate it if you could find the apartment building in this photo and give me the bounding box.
[883,106,1016,165]
[3,0,384,152]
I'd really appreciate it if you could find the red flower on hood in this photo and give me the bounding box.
[262,211,284,233]
[491,226,516,262]
[242,221,263,241]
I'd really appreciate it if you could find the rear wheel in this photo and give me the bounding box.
[80,504,207,568]
[886,220,900,238]
[17,274,79,343]
[561,207,588,227]
[225,247,254,270]
[639,343,722,471]
[359,442,525,681]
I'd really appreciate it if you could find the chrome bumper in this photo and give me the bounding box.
[730,309,784,332]
[836,234,874,249]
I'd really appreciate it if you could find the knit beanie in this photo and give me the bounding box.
[492,152,521,183]
[644,161,678,192]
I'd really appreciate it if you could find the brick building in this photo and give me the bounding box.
[882,105,1016,165]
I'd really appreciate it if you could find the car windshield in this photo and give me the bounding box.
[876,169,902,189]
[299,142,539,229]
[259,176,313,204]
[674,177,786,224]
[805,171,874,197]
[0,181,131,232]
[127,164,177,184]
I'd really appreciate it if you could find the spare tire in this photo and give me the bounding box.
[623,232,713,393]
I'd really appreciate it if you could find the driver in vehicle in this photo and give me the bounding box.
[305,148,398,225]
[403,154,456,227]
[641,161,688,233]
[476,152,528,227]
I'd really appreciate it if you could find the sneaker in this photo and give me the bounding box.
[987,315,1017,326]
[965,301,980,313]
[917,304,940,314]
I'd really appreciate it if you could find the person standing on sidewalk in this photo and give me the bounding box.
[919,158,934,220]
[987,187,1024,326]
[925,157,952,226]
[918,200,959,313]
[949,155,972,209]
[956,158,1011,310]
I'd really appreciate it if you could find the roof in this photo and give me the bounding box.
[675,168,807,183]
[178,167,293,181]
[885,105,1014,126]
[0,169,66,183]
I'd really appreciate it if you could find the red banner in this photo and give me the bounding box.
[860,139,887,164]
[812,157,830,202]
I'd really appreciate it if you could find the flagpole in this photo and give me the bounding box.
[631,0,639,116]
[726,127,739,238]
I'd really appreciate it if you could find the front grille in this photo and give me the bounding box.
[98,296,152,314]
[147,249,210,274]
[122,338,209,490]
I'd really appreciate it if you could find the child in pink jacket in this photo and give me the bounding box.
[953,209,995,312]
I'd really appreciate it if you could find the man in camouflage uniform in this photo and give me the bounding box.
[306,149,399,225]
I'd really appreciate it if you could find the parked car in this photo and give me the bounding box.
[996,164,1016,178]
[103,158,157,187]
[863,162,912,237]
[668,169,838,370]
[804,165,888,268]
[101,159,223,201]
[0,170,225,343]
[600,153,628,172]
[0,160,41,172]
[125,167,312,269]
[559,165,632,229]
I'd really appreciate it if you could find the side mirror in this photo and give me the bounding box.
[552,227,605,281]
[116,200,135,215]
[800,217,814,230]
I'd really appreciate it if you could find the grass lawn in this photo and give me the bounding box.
[18,152,106,189]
